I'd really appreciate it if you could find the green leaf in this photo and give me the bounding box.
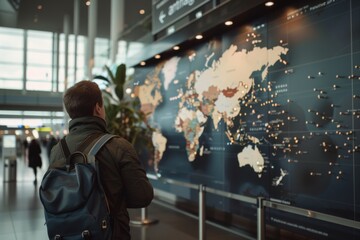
[114,64,126,85]
[115,85,124,100]
[105,65,115,84]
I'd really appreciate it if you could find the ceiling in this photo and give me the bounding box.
[0,0,152,38]
[0,0,291,66]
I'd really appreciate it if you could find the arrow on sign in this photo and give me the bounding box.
[159,10,166,24]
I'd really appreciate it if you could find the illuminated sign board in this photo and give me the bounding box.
[152,0,210,34]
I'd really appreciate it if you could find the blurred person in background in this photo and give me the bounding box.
[28,139,42,184]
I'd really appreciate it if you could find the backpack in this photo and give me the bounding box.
[39,134,115,240]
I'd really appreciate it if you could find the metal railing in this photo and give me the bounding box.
[146,174,360,240]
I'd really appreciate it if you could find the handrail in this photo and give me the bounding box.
[205,186,257,205]
[147,174,360,239]
[263,200,360,230]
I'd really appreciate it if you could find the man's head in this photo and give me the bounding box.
[63,80,105,120]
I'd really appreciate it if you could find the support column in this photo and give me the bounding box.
[199,184,206,240]
[55,33,60,92]
[22,30,27,92]
[130,207,158,225]
[63,14,70,91]
[257,197,265,240]
[87,0,98,79]
[110,0,125,64]
[52,32,60,92]
[73,0,80,83]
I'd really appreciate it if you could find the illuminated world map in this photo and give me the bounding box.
[132,1,360,239]
[134,44,288,176]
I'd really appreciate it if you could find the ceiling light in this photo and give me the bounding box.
[140,61,146,66]
[37,5,43,10]
[139,9,145,15]
[125,88,132,94]
[225,21,233,26]
[265,1,274,7]
[155,54,161,59]
[195,34,203,40]
[85,1,91,6]
[173,46,180,51]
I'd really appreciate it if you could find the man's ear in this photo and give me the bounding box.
[93,103,102,117]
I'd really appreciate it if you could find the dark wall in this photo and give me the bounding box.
[133,0,360,239]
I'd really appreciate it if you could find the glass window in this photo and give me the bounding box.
[93,38,110,76]
[26,30,53,91]
[76,36,86,80]
[26,80,52,91]
[27,51,52,65]
[0,110,22,115]
[0,79,22,89]
[0,27,23,48]
[0,49,23,64]
[27,30,52,50]
[26,66,51,81]
[59,34,87,90]
[0,27,24,90]
[0,63,23,79]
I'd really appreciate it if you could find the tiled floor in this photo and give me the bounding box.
[0,147,246,240]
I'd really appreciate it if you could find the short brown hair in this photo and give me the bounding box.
[63,80,103,119]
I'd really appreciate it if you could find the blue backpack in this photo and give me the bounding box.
[39,134,115,240]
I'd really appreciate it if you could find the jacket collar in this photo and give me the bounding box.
[69,116,107,134]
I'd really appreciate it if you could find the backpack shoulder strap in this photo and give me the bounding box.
[60,134,100,170]
[78,134,102,152]
[86,134,116,214]
[60,138,71,171]
[87,134,116,163]
[60,138,70,158]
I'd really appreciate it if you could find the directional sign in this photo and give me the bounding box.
[152,0,210,34]
[159,10,166,24]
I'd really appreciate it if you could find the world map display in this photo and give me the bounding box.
[133,0,359,239]
[136,45,288,174]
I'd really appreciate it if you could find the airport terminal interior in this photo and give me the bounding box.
[1,0,360,239]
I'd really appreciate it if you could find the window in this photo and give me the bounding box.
[0,27,24,90]
[26,30,53,91]
[93,37,110,76]
[59,34,87,90]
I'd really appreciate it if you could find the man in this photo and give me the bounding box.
[49,80,154,239]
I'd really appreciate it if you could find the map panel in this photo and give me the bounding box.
[132,0,359,238]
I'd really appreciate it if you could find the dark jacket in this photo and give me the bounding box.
[49,116,154,240]
[28,139,42,168]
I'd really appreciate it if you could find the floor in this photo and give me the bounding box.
[0,147,246,240]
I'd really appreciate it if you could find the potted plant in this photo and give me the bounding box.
[94,64,154,165]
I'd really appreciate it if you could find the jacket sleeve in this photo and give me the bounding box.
[114,138,154,208]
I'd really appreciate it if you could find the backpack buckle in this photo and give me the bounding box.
[81,230,91,240]
[101,219,108,230]
[54,235,62,240]
[82,230,91,239]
